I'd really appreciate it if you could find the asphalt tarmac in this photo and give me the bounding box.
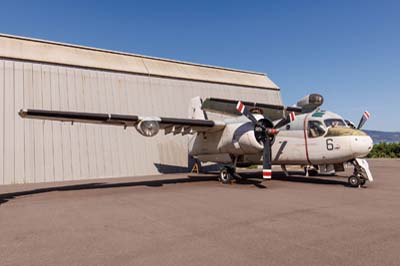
[0,159,399,266]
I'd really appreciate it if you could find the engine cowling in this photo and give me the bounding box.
[217,122,264,155]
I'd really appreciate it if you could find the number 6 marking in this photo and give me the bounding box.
[326,138,334,151]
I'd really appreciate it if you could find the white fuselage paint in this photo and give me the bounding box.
[189,111,373,166]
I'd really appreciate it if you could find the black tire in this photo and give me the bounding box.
[308,169,319,176]
[348,175,361,187]
[219,167,233,184]
[360,179,367,186]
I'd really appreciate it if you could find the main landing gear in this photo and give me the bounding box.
[219,157,240,184]
[219,166,236,184]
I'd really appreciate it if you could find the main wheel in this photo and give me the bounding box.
[348,175,361,187]
[308,169,319,176]
[360,179,367,186]
[219,167,233,184]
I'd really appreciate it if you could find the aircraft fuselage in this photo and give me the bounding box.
[189,110,373,167]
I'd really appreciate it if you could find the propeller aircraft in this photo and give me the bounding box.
[19,93,373,187]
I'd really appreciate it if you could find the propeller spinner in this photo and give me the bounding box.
[236,101,296,179]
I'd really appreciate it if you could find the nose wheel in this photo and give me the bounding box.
[348,175,361,187]
[348,175,367,187]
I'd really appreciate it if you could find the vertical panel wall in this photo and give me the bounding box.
[0,59,282,185]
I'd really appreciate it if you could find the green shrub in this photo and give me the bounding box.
[368,142,400,158]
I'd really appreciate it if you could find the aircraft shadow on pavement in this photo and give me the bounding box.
[154,163,349,187]
[237,171,349,187]
[154,163,220,174]
[0,173,269,206]
[0,172,349,206]
[0,175,214,206]
[153,163,190,173]
[272,172,349,186]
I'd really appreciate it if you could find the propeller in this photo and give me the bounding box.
[236,101,258,124]
[236,101,296,179]
[357,111,370,130]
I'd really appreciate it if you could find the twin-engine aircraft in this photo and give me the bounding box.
[19,93,373,187]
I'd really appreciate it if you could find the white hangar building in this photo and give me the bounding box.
[0,34,282,185]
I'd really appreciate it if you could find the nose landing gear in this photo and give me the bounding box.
[348,159,373,188]
[348,175,366,187]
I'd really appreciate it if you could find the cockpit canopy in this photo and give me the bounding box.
[287,111,354,138]
[308,120,326,138]
[308,115,366,138]
[324,118,347,128]
[308,114,348,138]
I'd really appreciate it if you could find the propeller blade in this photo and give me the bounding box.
[357,111,370,129]
[262,138,272,179]
[236,101,258,124]
[274,111,296,129]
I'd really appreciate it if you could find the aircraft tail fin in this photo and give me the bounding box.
[188,96,208,120]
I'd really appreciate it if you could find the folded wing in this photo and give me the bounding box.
[202,98,302,121]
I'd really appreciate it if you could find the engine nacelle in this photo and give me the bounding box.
[189,122,268,157]
[218,123,264,155]
[136,118,161,137]
[297,93,324,112]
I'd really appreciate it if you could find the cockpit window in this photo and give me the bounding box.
[324,119,346,128]
[308,120,326,138]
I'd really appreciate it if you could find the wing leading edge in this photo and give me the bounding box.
[19,109,225,135]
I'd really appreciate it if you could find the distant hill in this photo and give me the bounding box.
[364,130,400,143]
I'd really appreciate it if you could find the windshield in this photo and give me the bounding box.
[324,119,346,128]
[308,120,326,138]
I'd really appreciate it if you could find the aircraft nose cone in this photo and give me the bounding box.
[351,135,373,157]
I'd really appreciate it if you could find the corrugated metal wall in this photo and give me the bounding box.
[0,59,282,185]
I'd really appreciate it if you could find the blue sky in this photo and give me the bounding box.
[1,0,399,131]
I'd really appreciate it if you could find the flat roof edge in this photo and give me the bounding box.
[0,33,280,90]
[0,33,267,76]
